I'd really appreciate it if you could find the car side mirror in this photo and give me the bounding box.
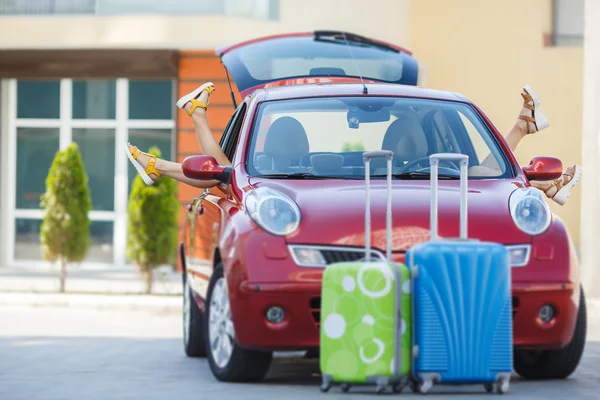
[522,156,563,181]
[182,155,232,185]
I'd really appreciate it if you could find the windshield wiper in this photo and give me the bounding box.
[372,171,459,180]
[261,173,359,180]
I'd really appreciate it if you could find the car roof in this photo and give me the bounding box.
[250,82,470,104]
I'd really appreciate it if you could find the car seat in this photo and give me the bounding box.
[374,111,429,174]
[259,116,310,173]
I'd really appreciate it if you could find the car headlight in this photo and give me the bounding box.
[245,187,301,236]
[509,187,551,236]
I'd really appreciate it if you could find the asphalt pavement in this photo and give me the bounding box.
[1,304,599,400]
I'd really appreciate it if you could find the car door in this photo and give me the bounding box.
[188,102,247,299]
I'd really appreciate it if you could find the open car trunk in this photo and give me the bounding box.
[216,30,420,98]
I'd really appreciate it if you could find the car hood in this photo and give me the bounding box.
[246,178,532,252]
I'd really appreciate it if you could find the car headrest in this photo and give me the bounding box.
[381,113,428,161]
[263,116,310,161]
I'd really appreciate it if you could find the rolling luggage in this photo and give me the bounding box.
[406,153,513,394]
[319,150,412,394]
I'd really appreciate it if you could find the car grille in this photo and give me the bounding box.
[310,297,321,328]
[289,245,386,267]
[512,296,520,318]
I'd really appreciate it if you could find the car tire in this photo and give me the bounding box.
[182,247,206,358]
[204,263,273,382]
[514,286,587,380]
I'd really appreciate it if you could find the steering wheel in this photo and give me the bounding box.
[401,156,461,173]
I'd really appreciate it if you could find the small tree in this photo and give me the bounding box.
[40,143,92,293]
[127,146,179,294]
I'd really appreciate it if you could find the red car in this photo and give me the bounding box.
[179,31,587,383]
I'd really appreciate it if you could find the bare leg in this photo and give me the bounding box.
[480,91,533,169]
[126,144,220,188]
[529,165,581,205]
[126,84,231,188]
[183,92,231,167]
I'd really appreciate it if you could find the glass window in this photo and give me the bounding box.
[72,80,117,119]
[128,81,173,120]
[86,221,114,263]
[553,0,584,46]
[17,81,60,119]
[72,128,116,211]
[247,97,511,179]
[14,218,43,260]
[221,34,419,92]
[127,129,172,194]
[16,127,60,209]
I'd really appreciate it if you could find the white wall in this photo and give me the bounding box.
[0,0,411,51]
[580,0,600,298]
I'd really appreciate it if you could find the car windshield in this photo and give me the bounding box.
[246,96,512,180]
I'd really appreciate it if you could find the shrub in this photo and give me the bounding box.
[40,143,92,292]
[127,146,179,294]
[341,141,366,152]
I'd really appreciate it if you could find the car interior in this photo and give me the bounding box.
[248,98,509,179]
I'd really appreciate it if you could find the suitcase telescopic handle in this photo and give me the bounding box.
[429,153,469,241]
[363,150,394,262]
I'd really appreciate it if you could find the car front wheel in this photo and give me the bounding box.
[204,263,273,382]
[514,286,587,380]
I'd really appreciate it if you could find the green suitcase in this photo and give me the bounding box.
[319,150,412,394]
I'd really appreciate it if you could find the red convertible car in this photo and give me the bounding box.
[179,31,586,383]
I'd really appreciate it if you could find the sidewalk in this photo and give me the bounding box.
[0,265,182,295]
[0,264,183,313]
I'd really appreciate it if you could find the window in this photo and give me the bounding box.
[246,97,511,179]
[552,0,584,46]
[223,104,247,161]
[219,103,246,157]
[9,78,174,265]
[0,0,280,20]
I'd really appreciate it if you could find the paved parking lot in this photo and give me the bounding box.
[1,304,599,400]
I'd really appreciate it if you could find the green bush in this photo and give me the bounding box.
[127,146,179,294]
[40,143,92,293]
[341,141,366,152]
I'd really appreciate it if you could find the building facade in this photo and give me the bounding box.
[0,0,594,293]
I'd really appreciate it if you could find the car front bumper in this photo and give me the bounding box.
[228,237,578,352]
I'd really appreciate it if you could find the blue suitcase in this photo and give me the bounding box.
[406,153,513,394]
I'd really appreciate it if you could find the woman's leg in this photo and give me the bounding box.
[126,143,220,188]
[126,84,231,188]
[529,165,581,205]
[480,90,536,170]
[183,90,231,167]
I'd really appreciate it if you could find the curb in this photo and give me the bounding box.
[0,292,181,313]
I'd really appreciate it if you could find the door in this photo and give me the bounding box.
[217,30,419,97]
[188,102,247,299]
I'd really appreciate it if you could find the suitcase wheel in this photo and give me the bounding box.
[392,383,405,393]
[409,382,419,393]
[376,385,386,394]
[320,383,331,393]
[496,379,509,394]
[340,384,351,393]
[484,383,494,393]
[418,380,433,394]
